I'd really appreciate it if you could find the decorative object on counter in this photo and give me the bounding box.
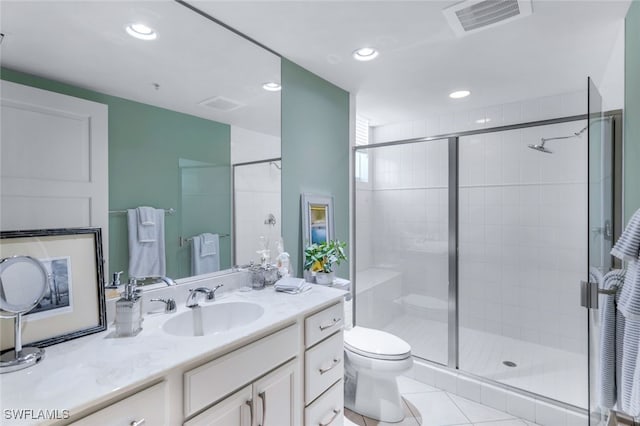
[248,263,280,289]
[127,206,166,279]
[303,240,347,285]
[191,233,220,275]
[301,193,335,248]
[0,255,49,373]
[0,228,107,349]
[115,278,143,337]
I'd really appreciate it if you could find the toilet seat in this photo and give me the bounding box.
[344,326,411,361]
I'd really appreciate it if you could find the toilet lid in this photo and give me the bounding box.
[344,326,411,361]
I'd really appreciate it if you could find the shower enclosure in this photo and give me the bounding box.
[353,82,619,421]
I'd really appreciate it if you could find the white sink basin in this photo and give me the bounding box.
[162,302,264,337]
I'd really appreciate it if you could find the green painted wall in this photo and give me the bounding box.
[281,59,350,278]
[1,68,231,280]
[625,1,640,222]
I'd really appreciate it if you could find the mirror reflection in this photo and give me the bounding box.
[0,1,281,282]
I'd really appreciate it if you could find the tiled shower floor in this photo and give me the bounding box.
[382,314,588,408]
[344,376,542,426]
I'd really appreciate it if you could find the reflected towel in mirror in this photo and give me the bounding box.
[191,233,219,275]
[136,206,157,242]
[127,208,166,278]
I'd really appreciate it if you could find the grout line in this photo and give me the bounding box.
[445,391,474,424]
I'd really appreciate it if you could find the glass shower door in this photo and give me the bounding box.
[354,139,450,365]
[586,77,614,425]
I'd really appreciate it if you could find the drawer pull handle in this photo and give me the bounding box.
[258,391,267,426]
[319,318,340,331]
[319,408,341,426]
[130,420,146,426]
[246,399,253,424]
[318,358,341,375]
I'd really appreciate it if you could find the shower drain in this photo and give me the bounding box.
[502,361,517,367]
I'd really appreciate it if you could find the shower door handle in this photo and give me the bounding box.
[580,280,599,309]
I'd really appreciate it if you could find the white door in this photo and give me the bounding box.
[184,385,252,426]
[0,81,109,268]
[253,360,298,426]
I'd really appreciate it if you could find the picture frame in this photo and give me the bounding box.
[0,228,106,349]
[301,193,335,248]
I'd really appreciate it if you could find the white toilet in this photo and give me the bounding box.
[343,326,413,422]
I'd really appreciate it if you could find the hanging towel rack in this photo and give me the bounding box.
[109,208,176,215]
[180,234,230,247]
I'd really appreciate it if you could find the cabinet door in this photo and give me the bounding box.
[184,385,252,426]
[253,359,299,426]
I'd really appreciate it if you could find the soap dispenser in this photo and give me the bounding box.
[115,278,143,337]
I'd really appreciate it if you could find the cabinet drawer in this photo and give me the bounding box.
[70,381,167,426]
[184,324,298,417]
[304,380,344,426]
[305,302,343,348]
[305,331,344,404]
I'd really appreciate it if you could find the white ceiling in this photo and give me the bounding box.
[0,1,281,136]
[1,1,630,132]
[190,0,631,126]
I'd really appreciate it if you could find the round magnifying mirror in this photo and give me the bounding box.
[0,255,48,316]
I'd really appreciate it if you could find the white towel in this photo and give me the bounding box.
[274,277,311,294]
[191,233,220,275]
[598,269,625,409]
[127,208,166,278]
[136,206,157,242]
[200,233,218,257]
[611,208,640,416]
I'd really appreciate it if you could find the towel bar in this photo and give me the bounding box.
[109,208,176,215]
[179,234,230,247]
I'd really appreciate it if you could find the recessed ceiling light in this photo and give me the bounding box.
[353,47,379,61]
[449,90,471,99]
[476,118,491,124]
[262,82,281,92]
[126,23,157,41]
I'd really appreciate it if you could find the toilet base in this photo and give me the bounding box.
[345,370,405,422]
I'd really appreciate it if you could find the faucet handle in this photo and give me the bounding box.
[211,284,224,300]
[106,271,123,289]
[150,298,176,313]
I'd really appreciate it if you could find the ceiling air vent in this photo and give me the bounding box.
[199,96,245,112]
[443,0,533,37]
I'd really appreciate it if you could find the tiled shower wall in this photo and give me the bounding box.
[360,91,588,352]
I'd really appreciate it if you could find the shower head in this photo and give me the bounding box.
[528,140,552,154]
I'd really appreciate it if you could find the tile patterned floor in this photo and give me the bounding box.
[343,376,542,426]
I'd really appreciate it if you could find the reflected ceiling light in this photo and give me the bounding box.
[353,47,379,61]
[126,23,157,40]
[476,118,491,124]
[262,82,282,92]
[449,90,471,99]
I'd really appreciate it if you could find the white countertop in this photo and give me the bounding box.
[0,283,345,424]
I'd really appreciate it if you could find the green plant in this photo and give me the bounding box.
[303,240,347,273]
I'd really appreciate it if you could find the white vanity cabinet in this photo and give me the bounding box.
[185,360,297,426]
[304,302,345,426]
[183,324,299,425]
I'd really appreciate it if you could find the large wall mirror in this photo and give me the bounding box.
[0,1,281,282]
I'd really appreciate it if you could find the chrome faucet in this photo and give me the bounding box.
[149,298,176,313]
[157,276,176,286]
[186,284,223,308]
[139,276,176,286]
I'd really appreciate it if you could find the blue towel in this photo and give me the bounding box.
[191,233,220,275]
[611,208,640,416]
[598,269,625,409]
[127,208,166,278]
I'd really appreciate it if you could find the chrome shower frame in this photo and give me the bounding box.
[351,110,622,414]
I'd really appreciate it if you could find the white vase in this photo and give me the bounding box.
[315,271,335,285]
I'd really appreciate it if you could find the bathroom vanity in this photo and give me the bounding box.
[0,273,346,426]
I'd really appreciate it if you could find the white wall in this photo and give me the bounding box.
[231,126,280,164]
